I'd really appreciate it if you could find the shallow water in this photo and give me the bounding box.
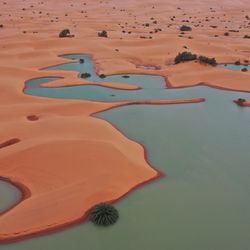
[3,55,250,250]
[218,63,250,71]
[0,180,21,213]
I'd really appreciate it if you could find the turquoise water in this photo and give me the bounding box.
[218,64,250,71]
[2,55,250,249]
[0,180,21,213]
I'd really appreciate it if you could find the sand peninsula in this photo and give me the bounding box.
[0,0,250,242]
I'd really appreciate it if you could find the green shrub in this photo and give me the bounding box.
[90,203,119,226]
[180,25,192,31]
[198,56,217,66]
[80,72,91,78]
[236,98,246,106]
[174,51,197,64]
[99,74,106,78]
[59,29,70,38]
[241,68,248,72]
[98,30,108,38]
[79,59,85,64]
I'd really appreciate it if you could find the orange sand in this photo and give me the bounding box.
[0,0,249,242]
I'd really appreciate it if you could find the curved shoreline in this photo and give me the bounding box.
[0,177,31,216]
[30,54,250,95]
[0,96,205,244]
[1,51,247,243]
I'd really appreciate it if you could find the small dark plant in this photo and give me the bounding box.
[90,203,119,226]
[80,72,91,78]
[236,98,246,106]
[235,60,241,65]
[59,29,70,38]
[241,68,248,72]
[79,59,85,64]
[180,25,192,31]
[99,74,106,78]
[98,30,108,38]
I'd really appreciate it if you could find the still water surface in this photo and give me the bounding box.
[2,55,250,250]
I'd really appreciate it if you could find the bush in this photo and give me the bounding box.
[241,68,248,72]
[224,32,229,36]
[236,98,246,106]
[79,59,85,64]
[174,51,197,64]
[99,74,106,78]
[244,35,250,39]
[180,25,192,31]
[122,75,130,78]
[90,203,119,226]
[80,72,91,78]
[98,30,108,38]
[234,60,241,65]
[59,29,70,38]
[198,56,217,66]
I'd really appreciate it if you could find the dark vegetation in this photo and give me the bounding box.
[198,56,217,66]
[99,74,106,79]
[59,29,72,38]
[236,98,246,106]
[90,203,119,226]
[174,52,197,64]
[79,59,85,64]
[80,73,91,78]
[98,30,108,38]
[180,25,192,31]
[175,52,217,66]
[241,68,248,72]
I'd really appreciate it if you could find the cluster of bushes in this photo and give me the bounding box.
[98,30,108,38]
[180,25,192,31]
[174,52,217,66]
[198,56,217,66]
[90,203,119,226]
[174,52,197,64]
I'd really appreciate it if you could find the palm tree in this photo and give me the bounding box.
[90,203,119,226]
